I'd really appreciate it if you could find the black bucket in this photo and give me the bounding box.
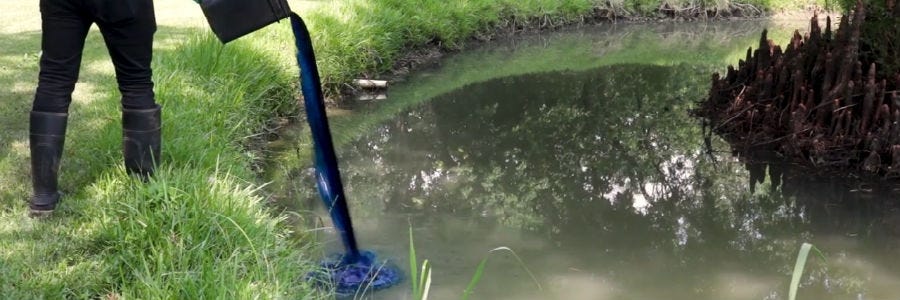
[200,0,291,43]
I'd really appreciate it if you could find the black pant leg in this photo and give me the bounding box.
[33,0,93,113]
[96,0,157,110]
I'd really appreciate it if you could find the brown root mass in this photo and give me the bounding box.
[698,3,900,179]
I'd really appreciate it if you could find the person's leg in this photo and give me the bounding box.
[30,0,92,215]
[96,0,156,110]
[96,0,160,177]
[33,0,91,113]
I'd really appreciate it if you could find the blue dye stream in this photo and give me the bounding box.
[288,13,401,294]
[289,12,360,261]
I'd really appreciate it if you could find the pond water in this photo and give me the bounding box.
[269,20,900,299]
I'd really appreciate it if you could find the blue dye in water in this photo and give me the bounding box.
[289,12,402,293]
[312,250,403,295]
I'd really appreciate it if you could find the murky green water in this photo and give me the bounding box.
[270,20,900,299]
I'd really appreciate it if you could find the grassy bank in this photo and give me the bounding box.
[292,0,829,93]
[1,1,320,298]
[1,0,821,298]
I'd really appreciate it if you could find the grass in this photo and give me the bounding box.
[1,0,826,298]
[461,247,541,300]
[788,243,827,300]
[1,1,322,297]
[288,0,831,93]
[408,227,433,300]
[406,227,539,300]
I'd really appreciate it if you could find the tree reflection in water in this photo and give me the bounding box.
[295,64,900,299]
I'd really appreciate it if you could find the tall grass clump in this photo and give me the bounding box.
[91,167,313,298]
[155,34,297,172]
[86,34,317,297]
[0,31,320,298]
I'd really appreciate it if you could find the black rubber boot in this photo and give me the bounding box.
[123,105,161,178]
[29,111,68,217]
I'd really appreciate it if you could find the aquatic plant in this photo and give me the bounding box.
[405,227,540,300]
[699,1,900,178]
[408,227,433,300]
[788,242,826,300]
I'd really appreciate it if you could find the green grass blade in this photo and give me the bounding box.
[421,260,433,300]
[811,246,827,263]
[409,227,419,297]
[789,242,813,300]
[419,260,432,300]
[461,257,490,300]
[462,246,542,300]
